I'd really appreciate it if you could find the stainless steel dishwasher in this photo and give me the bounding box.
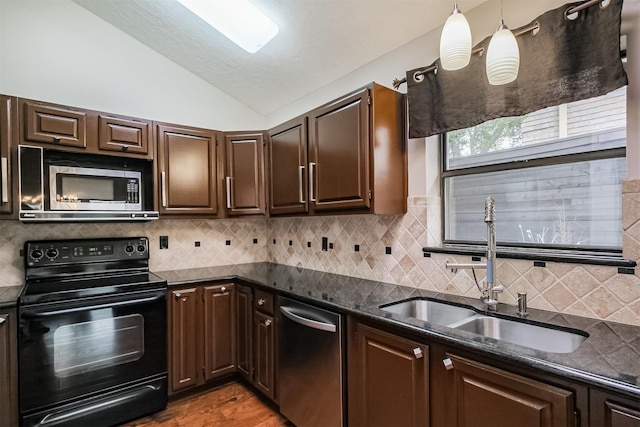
[277,296,344,427]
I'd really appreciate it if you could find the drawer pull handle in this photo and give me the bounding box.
[225,176,232,209]
[443,357,454,370]
[258,298,265,306]
[53,137,61,143]
[161,171,167,208]
[264,319,272,327]
[1,157,8,204]
[309,162,316,202]
[220,286,227,293]
[413,347,423,359]
[299,165,305,203]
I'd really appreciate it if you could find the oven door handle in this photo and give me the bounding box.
[21,294,165,319]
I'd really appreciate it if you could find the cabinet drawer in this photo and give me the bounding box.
[23,101,87,148]
[254,289,274,315]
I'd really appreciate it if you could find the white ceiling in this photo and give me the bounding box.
[72,0,488,116]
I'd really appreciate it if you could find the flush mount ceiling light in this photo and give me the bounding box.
[439,1,472,71]
[176,0,279,53]
[485,2,520,85]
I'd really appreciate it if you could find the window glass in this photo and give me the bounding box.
[443,87,626,250]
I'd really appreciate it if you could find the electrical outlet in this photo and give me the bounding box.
[322,237,328,251]
[160,236,169,249]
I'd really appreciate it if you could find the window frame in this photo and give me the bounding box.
[439,131,627,261]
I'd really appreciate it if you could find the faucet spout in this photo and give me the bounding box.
[484,197,501,310]
[444,196,502,310]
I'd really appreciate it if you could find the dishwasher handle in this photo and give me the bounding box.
[280,305,337,333]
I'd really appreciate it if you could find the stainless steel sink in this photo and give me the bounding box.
[380,298,477,327]
[450,315,587,353]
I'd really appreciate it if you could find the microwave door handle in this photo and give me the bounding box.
[1,157,7,203]
[161,171,167,208]
[20,294,165,319]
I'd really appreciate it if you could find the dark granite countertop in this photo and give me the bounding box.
[0,286,22,309]
[156,262,640,398]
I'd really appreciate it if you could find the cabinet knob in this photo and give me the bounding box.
[264,319,272,327]
[413,347,423,359]
[0,316,6,325]
[175,292,182,299]
[258,298,265,306]
[122,145,129,151]
[53,137,61,143]
[443,358,454,371]
[220,286,227,293]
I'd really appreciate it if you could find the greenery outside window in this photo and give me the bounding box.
[442,87,626,256]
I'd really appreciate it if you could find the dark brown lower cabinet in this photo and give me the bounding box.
[236,284,253,382]
[349,322,429,427]
[253,303,275,400]
[168,283,236,395]
[442,353,574,427]
[203,284,236,381]
[591,389,640,427]
[0,308,18,427]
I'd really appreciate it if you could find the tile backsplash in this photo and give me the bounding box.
[1,188,639,327]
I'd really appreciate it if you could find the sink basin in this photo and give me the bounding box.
[451,315,587,353]
[380,298,477,327]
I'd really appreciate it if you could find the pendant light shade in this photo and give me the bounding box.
[439,3,472,71]
[486,22,520,85]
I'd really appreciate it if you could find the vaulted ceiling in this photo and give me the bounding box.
[72,0,489,116]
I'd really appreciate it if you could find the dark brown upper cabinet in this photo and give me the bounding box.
[98,114,152,157]
[224,131,266,216]
[156,123,223,217]
[18,97,154,159]
[307,82,406,215]
[20,98,89,150]
[268,116,308,215]
[0,96,16,215]
[267,82,406,217]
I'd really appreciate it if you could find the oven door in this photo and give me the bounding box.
[18,288,167,425]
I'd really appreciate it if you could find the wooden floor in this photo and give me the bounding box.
[121,382,291,427]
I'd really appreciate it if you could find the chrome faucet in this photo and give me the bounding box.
[446,196,504,310]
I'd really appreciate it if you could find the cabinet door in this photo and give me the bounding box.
[21,99,88,148]
[168,288,200,394]
[254,310,275,400]
[157,124,222,215]
[203,284,236,381]
[0,309,18,427]
[443,353,574,427]
[591,389,640,427]
[309,88,370,212]
[350,322,429,427]
[0,96,14,214]
[98,115,151,157]
[268,116,308,215]
[236,284,253,382]
[224,132,265,215]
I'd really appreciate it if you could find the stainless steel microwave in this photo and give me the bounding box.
[19,145,158,221]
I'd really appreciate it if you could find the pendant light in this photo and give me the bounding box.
[485,1,520,85]
[439,1,472,71]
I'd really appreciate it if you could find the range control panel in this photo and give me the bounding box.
[25,237,149,267]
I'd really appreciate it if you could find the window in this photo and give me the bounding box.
[443,86,626,253]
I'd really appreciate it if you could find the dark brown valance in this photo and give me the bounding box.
[406,0,628,139]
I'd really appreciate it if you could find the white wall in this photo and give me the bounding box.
[0,0,265,131]
[265,0,572,128]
